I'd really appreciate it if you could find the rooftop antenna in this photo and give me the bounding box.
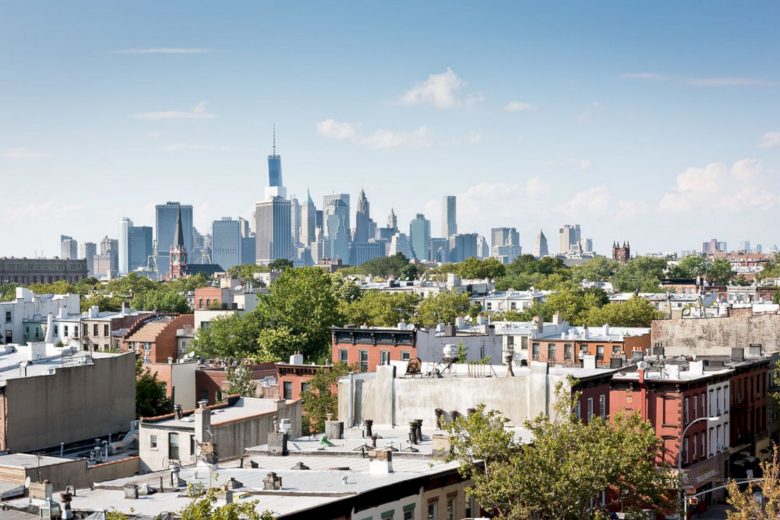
[273,124,276,155]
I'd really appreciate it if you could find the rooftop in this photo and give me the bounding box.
[0,344,123,382]
[142,397,288,429]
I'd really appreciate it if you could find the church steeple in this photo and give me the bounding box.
[169,204,188,279]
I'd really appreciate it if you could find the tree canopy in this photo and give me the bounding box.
[301,363,352,434]
[136,358,172,418]
[446,387,674,519]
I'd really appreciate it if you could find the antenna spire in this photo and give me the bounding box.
[273,124,276,155]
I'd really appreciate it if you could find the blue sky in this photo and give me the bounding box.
[2,1,779,257]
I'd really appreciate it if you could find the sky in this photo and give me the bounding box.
[2,1,780,257]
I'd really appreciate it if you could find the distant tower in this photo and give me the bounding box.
[268,125,282,188]
[534,230,549,258]
[387,208,398,233]
[354,189,371,243]
[442,196,457,237]
[612,241,631,263]
[169,204,188,279]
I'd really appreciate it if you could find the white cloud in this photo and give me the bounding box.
[316,119,358,140]
[659,159,777,214]
[399,68,482,109]
[359,127,433,150]
[504,101,534,112]
[133,101,215,120]
[2,202,84,222]
[559,186,610,215]
[146,130,162,140]
[578,101,605,122]
[116,48,214,54]
[759,131,780,148]
[615,200,649,221]
[160,144,237,152]
[0,148,49,159]
[316,119,434,149]
[526,177,550,198]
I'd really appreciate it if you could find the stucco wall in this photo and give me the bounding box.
[3,353,135,452]
[652,314,780,355]
[340,364,568,428]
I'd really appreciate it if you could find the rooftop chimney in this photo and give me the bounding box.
[369,449,394,474]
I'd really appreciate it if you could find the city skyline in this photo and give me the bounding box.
[2,1,780,257]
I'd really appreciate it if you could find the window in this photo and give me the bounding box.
[520,336,528,351]
[190,435,196,456]
[709,389,714,416]
[701,392,706,417]
[700,431,706,459]
[683,437,689,465]
[717,425,722,451]
[64,325,69,337]
[403,504,415,520]
[447,494,457,520]
[283,381,292,400]
[427,501,438,520]
[339,349,348,363]
[612,345,622,355]
[709,428,714,456]
[547,343,556,361]
[596,345,605,361]
[4,311,10,323]
[54,325,58,335]
[693,395,698,420]
[401,351,411,361]
[564,343,573,360]
[301,382,310,395]
[380,350,390,365]
[684,397,690,425]
[359,350,369,372]
[381,511,394,520]
[73,326,78,338]
[692,433,698,462]
[104,324,109,336]
[587,398,594,421]
[150,434,158,449]
[575,400,582,420]
[532,343,540,361]
[599,394,607,419]
[716,388,722,414]
[93,324,99,336]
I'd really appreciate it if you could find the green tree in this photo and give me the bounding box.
[570,257,617,282]
[131,287,191,313]
[269,258,294,271]
[416,290,471,327]
[706,258,735,286]
[331,274,362,303]
[180,488,274,520]
[668,255,708,279]
[261,267,343,361]
[358,253,410,278]
[534,284,607,325]
[227,264,267,283]
[611,256,667,293]
[192,311,266,359]
[456,257,506,279]
[301,363,352,434]
[726,446,780,519]
[586,296,664,327]
[256,325,310,362]
[341,291,419,327]
[225,365,257,397]
[446,387,673,519]
[136,358,171,418]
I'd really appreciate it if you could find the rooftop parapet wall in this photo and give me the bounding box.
[651,314,780,355]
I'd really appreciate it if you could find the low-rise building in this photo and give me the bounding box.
[0,288,81,345]
[332,324,503,372]
[474,287,548,314]
[80,304,152,351]
[138,396,302,472]
[528,325,651,369]
[0,344,135,453]
[0,257,88,285]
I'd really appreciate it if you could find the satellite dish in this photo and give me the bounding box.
[637,361,648,370]
[24,476,31,488]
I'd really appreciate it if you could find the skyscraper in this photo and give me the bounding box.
[300,190,316,246]
[60,235,78,260]
[325,199,350,262]
[448,233,478,263]
[128,226,153,272]
[212,217,242,271]
[534,230,549,258]
[256,197,293,265]
[290,196,301,245]
[558,224,581,254]
[268,127,282,188]
[79,242,97,276]
[387,209,398,233]
[354,189,371,244]
[323,193,350,233]
[491,227,521,264]
[156,202,193,276]
[442,196,457,238]
[409,214,431,261]
[118,217,132,274]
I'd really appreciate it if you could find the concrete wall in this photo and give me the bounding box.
[652,314,780,356]
[339,363,567,428]
[416,330,504,364]
[3,353,135,452]
[0,457,140,492]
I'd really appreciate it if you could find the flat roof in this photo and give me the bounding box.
[0,345,124,382]
[143,398,287,429]
[0,453,74,468]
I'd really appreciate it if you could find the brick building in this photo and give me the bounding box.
[195,361,277,404]
[80,304,151,351]
[0,257,88,285]
[529,325,651,369]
